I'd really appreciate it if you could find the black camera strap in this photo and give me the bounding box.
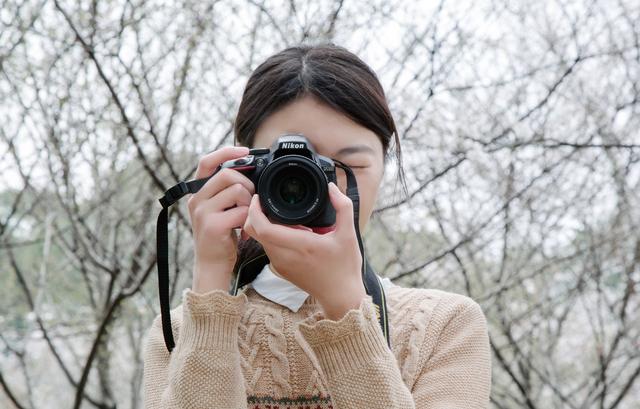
[156,159,390,354]
[156,178,212,353]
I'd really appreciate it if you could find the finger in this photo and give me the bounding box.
[195,146,249,179]
[193,167,255,205]
[191,184,251,232]
[196,204,249,235]
[220,205,250,230]
[244,194,314,249]
[327,181,355,237]
[206,183,253,212]
[289,224,314,232]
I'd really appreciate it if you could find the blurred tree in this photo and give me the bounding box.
[1,0,638,408]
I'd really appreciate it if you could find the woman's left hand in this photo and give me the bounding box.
[242,181,367,320]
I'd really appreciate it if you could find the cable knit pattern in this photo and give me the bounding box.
[264,308,292,396]
[238,307,262,395]
[303,367,323,396]
[400,296,431,387]
[143,284,492,408]
[292,321,330,397]
[388,288,414,328]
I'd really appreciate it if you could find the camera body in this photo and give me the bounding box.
[219,134,337,227]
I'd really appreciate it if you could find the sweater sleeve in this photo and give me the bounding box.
[142,288,249,409]
[296,293,492,409]
[411,294,492,408]
[297,294,415,408]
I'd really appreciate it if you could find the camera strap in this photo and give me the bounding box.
[332,160,390,346]
[156,177,212,353]
[155,160,390,354]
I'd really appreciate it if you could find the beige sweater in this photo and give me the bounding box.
[142,284,492,408]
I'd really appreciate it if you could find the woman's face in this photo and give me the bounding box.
[251,94,385,233]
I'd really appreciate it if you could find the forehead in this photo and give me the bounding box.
[252,94,382,157]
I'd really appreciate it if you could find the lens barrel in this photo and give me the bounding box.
[257,155,328,225]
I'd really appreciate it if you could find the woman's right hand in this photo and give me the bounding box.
[187,146,254,294]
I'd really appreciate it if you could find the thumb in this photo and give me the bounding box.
[289,224,314,232]
[328,181,355,236]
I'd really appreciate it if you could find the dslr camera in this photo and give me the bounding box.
[218,134,337,227]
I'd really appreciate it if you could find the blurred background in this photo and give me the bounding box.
[1,0,639,407]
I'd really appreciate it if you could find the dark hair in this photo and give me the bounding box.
[232,42,407,277]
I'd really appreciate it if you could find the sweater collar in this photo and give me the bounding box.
[248,262,396,313]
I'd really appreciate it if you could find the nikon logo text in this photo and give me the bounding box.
[281,143,304,149]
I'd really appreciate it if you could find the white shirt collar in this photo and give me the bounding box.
[248,262,396,312]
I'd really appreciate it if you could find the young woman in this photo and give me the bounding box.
[143,43,491,408]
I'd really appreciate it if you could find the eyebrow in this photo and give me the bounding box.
[333,144,376,157]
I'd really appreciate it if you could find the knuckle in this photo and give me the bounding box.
[237,205,250,217]
[196,156,213,175]
[217,167,233,182]
[232,182,245,195]
[209,169,230,190]
[187,196,196,211]
[245,177,256,194]
[191,203,204,222]
[237,171,253,185]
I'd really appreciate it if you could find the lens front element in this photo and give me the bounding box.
[279,175,307,205]
[257,155,328,225]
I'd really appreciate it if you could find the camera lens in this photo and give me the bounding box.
[257,155,328,225]
[279,176,306,205]
[271,165,314,210]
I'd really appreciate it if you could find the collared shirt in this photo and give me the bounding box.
[248,262,396,312]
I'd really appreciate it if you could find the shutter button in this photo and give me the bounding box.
[234,155,253,165]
